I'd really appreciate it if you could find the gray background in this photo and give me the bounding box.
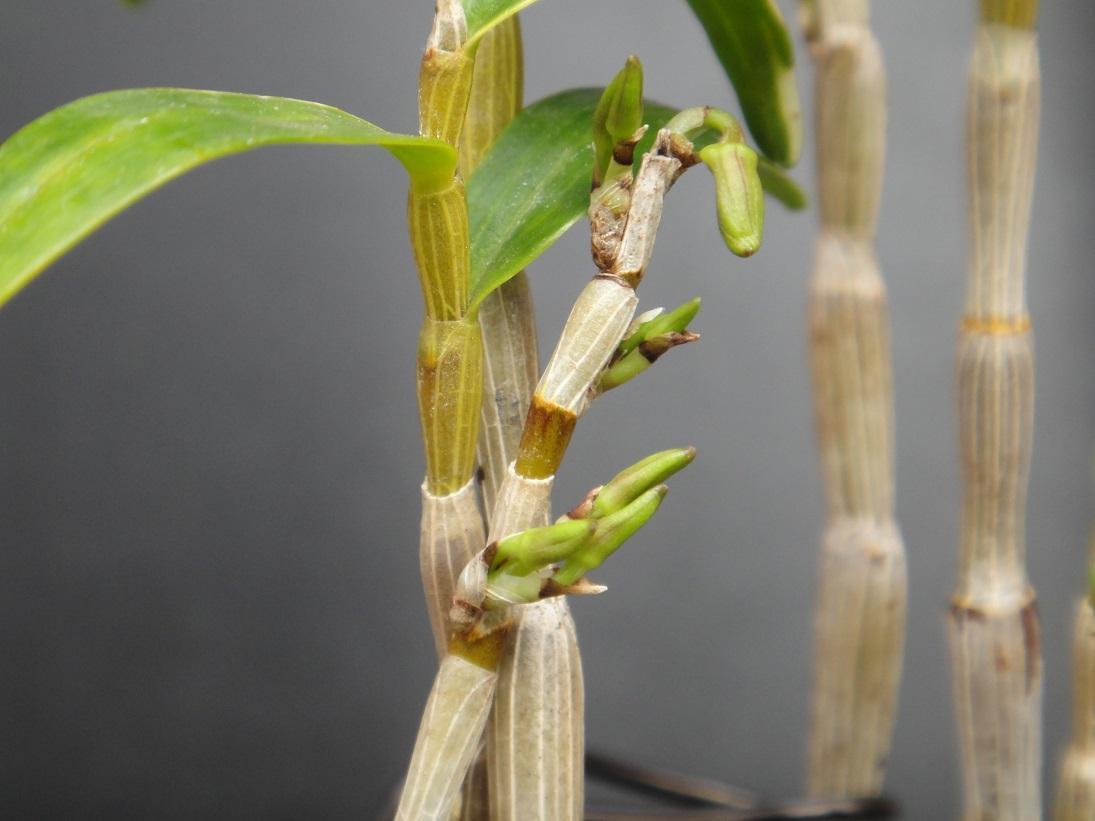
[1,1,1092,818]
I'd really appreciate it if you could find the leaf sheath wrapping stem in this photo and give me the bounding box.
[417,319,484,496]
[420,480,487,659]
[489,598,584,821]
[533,277,639,415]
[478,273,539,519]
[419,47,475,146]
[395,655,498,821]
[950,19,1042,820]
[485,464,584,821]
[980,0,1039,29]
[1054,595,1095,820]
[809,237,893,521]
[814,30,885,238]
[458,15,524,177]
[948,596,1042,820]
[458,15,540,524]
[408,181,471,322]
[807,518,906,796]
[804,14,906,797]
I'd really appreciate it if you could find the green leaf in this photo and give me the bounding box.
[757,156,808,210]
[467,88,803,306]
[0,89,456,310]
[684,0,802,166]
[463,0,542,47]
[468,89,674,309]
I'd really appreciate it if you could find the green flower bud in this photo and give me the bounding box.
[590,447,696,519]
[593,56,644,184]
[489,518,595,579]
[700,141,765,257]
[617,298,701,357]
[555,486,668,586]
[599,332,700,392]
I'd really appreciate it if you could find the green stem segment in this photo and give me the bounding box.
[980,0,1039,28]
[409,0,482,497]
[458,15,540,522]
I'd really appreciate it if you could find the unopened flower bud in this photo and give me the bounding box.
[700,141,765,257]
[591,447,695,519]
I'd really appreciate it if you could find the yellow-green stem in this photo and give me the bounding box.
[409,2,481,496]
[457,16,540,521]
[455,16,533,818]
[980,0,1039,28]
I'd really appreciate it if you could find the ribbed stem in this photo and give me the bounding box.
[1054,591,1095,820]
[457,16,524,177]
[949,11,1042,820]
[420,481,486,659]
[478,274,539,519]
[417,318,484,496]
[396,655,498,821]
[481,129,689,821]
[980,0,1040,29]
[482,465,583,821]
[803,6,906,798]
[489,598,584,821]
[409,182,470,322]
[457,16,540,526]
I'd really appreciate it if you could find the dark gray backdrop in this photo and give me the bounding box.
[1,1,1092,818]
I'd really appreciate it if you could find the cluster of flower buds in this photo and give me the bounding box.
[452,447,696,629]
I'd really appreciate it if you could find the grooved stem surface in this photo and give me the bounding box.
[950,19,1042,820]
[420,481,486,660]
[396,655,497,821]
[804,11,906,798]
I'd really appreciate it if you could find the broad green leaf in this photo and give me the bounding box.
[467,89,675,309]
[0,89,456,309]
[463,0,542,47]
[684,0,802,167]
[467,88,805,307]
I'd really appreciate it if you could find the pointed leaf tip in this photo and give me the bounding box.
[593,57,645,184]
[0,89,457,309]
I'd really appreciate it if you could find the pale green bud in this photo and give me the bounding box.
[700,142,765,257]
[555,486,668,586]
[593,56,644,184]
[591,447,695,519]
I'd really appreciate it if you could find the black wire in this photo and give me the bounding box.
[375,753,899,820]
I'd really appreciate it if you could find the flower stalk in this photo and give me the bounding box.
[486,61,759,821]
[800,0,907,798]
[948,3,1042,818]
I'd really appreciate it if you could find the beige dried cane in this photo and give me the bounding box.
[948,2,1043,818]
[801,0,907,798]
